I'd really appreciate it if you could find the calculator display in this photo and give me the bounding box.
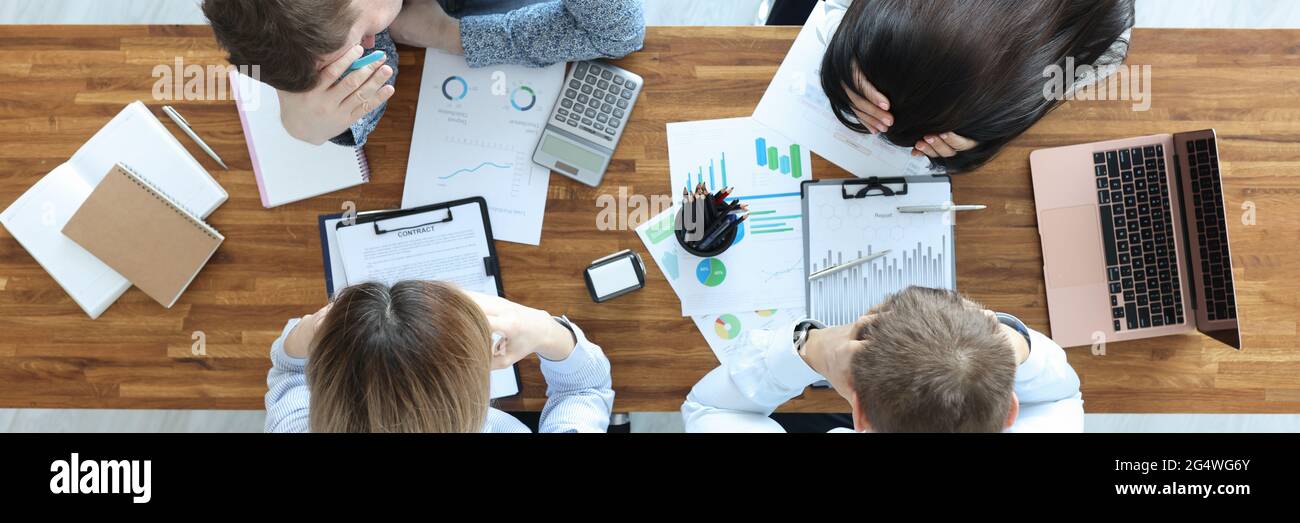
[541,134,604,172]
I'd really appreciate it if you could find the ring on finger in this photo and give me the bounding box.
[355,91,369,103]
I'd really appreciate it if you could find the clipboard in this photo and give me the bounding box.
[316,196,519,399]
[318,197,502,298]
[800,176,957,325]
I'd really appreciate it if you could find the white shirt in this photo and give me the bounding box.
[681,320,1085,433]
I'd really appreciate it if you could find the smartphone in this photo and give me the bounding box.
[340,50,386,80]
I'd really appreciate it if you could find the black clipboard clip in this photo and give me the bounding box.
[841,177,909,199]
[372,207,454,235]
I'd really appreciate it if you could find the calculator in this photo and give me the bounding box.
[532,60,643,187]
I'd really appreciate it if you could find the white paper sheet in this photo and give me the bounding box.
[634,117,811,316]
[691,308,806,365]
[402,49,563,245]
[752,3,938,178]
[804,180,956,326]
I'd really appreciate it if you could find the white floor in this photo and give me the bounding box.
[2,0,1298,432]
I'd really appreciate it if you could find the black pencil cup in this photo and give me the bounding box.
[674,201,739,258]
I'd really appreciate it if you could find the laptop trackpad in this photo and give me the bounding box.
[1040,205,1106,288]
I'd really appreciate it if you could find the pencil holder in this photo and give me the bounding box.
[674,201,739,258]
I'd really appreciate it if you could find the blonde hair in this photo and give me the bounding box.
[306,281,492,432]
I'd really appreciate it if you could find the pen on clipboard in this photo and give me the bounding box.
[808,250,891,281]
[896,203,985,213]
[162,105,228,170]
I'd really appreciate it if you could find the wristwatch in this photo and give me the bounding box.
[792,320,821,352]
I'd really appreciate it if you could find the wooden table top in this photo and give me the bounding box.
[0,25,1297,413]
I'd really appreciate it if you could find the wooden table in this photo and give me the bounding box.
[0,26,1297,413]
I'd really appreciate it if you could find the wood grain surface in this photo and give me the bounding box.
[0,26,1296,413]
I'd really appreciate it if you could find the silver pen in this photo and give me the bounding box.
[162,105,228,170]
[808,250,891,281]
[896,203,986,213]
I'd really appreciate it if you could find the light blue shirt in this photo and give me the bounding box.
[681,319,1085,433]
[265,317,615,433]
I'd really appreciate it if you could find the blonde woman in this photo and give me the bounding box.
[265,280,613,433]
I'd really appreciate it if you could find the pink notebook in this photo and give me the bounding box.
[229,70,370,208]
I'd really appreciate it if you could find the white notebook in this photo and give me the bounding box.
[230,70,370,208]
[0,101,229,319]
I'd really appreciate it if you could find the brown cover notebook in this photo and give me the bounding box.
[63,163,224,308]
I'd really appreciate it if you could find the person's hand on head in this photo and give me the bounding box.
[913,132,978,159]
[277,44,396,145]
[283,303,333,359]
[800,315,873,402]
[466,291,577,369]
[843,65,893,134]
[389,0,464,54]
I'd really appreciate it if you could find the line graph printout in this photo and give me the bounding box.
[403,49,564,245]
[803,180,956,325]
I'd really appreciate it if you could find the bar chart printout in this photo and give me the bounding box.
[809,239,951,327]
[802,179,955,325]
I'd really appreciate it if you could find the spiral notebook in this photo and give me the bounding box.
[63,164,225,308]
[229,70,370,208]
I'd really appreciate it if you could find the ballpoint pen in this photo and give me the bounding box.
[162,105,229,170]
[807,250,891,281]
[896,203,986,213]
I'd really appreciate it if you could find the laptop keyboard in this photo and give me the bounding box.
[1185,137,1237,321]
[1094,145,1185,332]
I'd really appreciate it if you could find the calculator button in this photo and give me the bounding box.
[569,79,581,89]
[594,123,605,131]
[582,118,593,126]
[575,62,589,75]
[588,64,602,74]
[605,128,616,137]
[581,84,592,94]
[612,76,625,86]
[601,103,613,113]
[609,119,620,128]
[616,99,628,109]
[619,89,632,99]
[597,79,609,90]
[597,113,608,123]
[624,80,637,90]
[613,108,624,118]
[605,93,617,104]
[560,99,572,109]
[585,108,597,118]
[587,74,599,84]
[601,70,612,80]
[577,94,589,104]
[555,114,565,123]
[567,118,579,126]
[574,104,586,113]
[565,89,577,99]
[558,108,569,117]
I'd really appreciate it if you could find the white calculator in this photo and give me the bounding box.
[532,60,643,187]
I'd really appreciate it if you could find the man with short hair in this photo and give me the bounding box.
[682,286,1084,432]
[203,0,645,146]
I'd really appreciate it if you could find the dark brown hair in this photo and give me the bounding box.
[822,0,1135,172]
[851,287,1017,432]
[307,281,492,433]
[202,0,358,92]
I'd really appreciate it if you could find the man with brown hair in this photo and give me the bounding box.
[682,287,1084,432]
[203,0,645,146]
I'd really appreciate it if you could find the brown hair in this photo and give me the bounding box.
[307,281,492,433]
[202,0,358,92]
[851,287,1017,432]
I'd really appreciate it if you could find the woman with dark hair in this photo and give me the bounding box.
[816,0,1135,172]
